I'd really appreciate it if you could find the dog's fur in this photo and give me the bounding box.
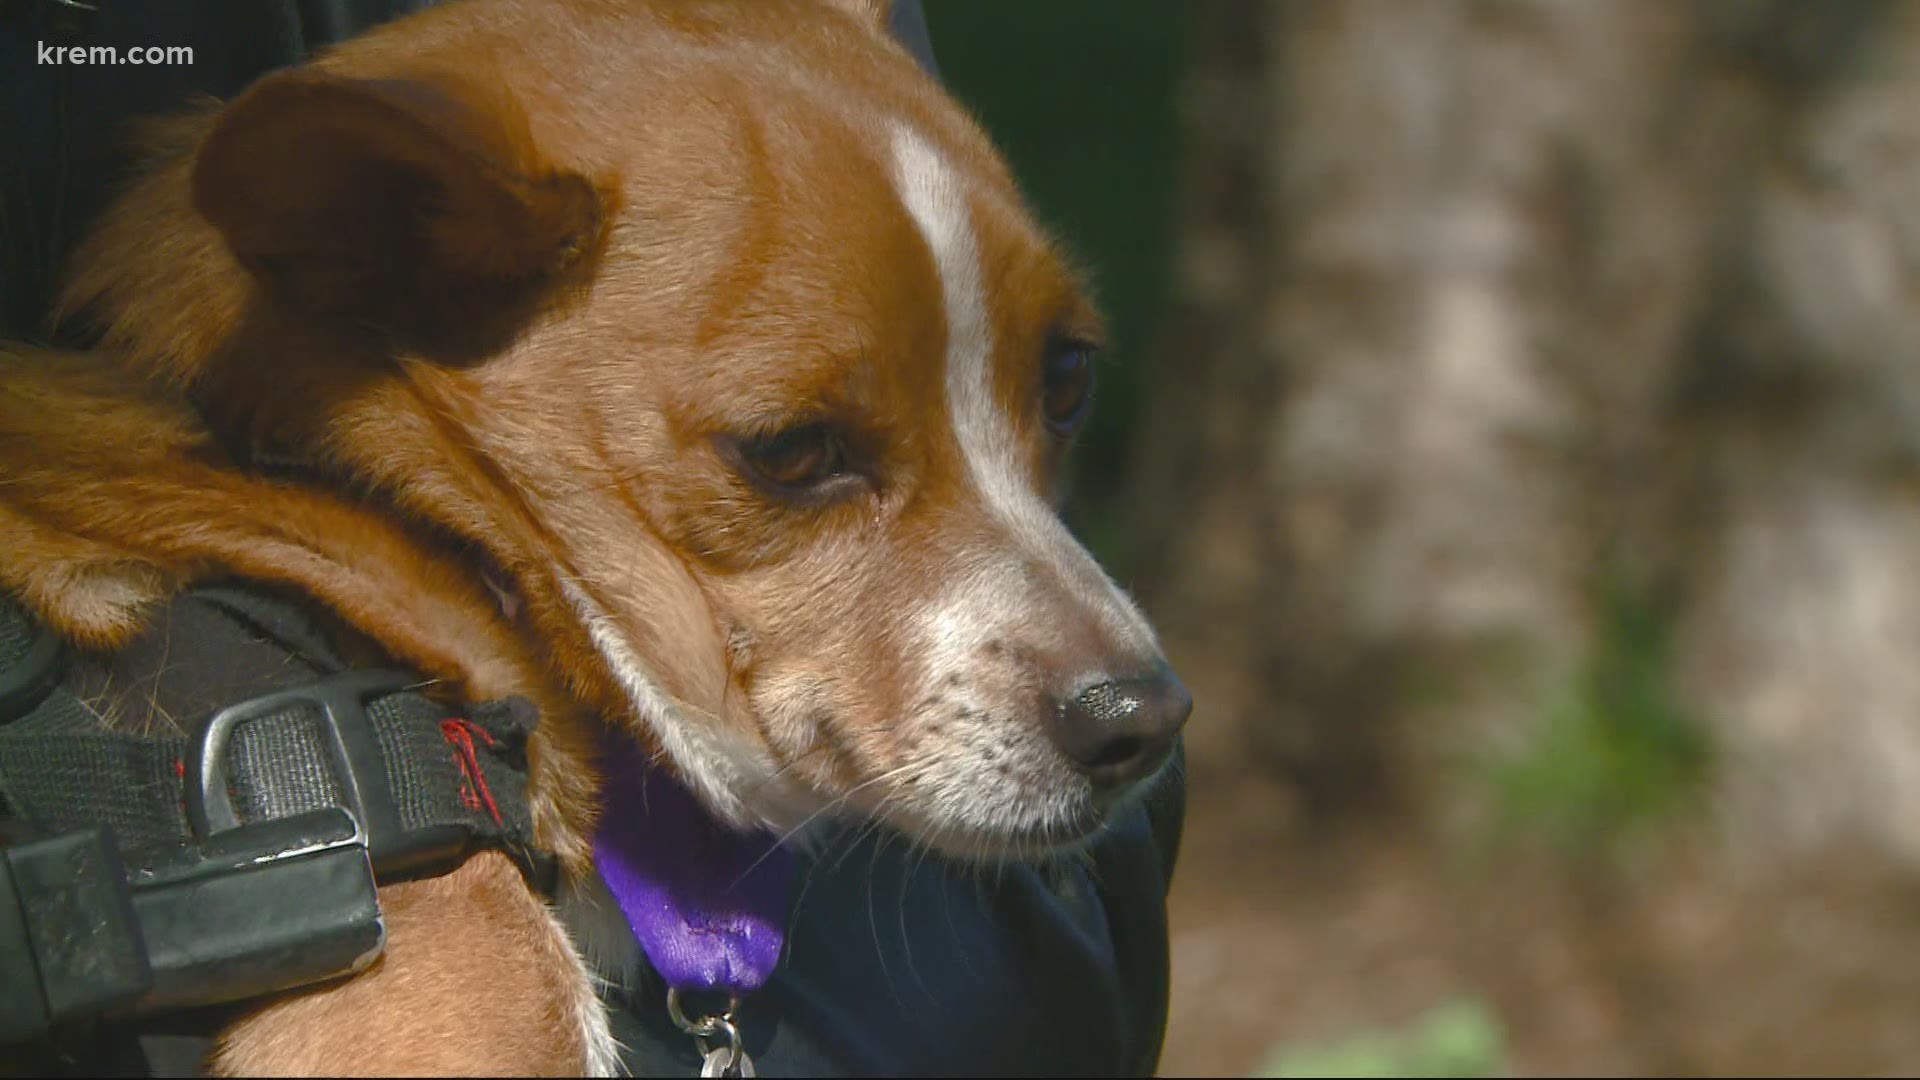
[0,0,1177,1072]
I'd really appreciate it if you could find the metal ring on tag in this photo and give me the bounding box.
[693,1016,749,1077]
[668,989,753,1077]
[667,988,742,1037]
[700,1043,756,1078]
[693,1016,740,1058]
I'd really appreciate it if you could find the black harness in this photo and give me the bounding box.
[0,584,548,1053]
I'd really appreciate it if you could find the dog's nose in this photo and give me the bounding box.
[1048,670,1192,791]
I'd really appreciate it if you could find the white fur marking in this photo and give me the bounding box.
[889,124,1157,654]
[561,579,779,828]
[542,900,625,1077]
[885,124,1169,848]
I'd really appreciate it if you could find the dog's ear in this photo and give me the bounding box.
[192,69,605,357]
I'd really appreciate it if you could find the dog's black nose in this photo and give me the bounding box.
[1049,670,1192,791]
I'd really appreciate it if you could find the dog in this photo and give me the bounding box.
[0,0,1190,1073]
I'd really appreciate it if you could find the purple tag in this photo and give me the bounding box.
[591,739,796,996]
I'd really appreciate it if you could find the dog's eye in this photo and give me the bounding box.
[731,423,854,499]
[1042,341,1097,436]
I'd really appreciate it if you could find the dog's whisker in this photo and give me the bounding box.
[725,760,926,890]
[743,741,834,795]
[896,817,947,1005]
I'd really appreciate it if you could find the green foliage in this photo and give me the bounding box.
[1481,574,1712,854]
[1254,998,1506,1079]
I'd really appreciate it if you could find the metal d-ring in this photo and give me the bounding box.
[694,1017,745,1077]
[667,989,754,1078]
[666,987,741,1037]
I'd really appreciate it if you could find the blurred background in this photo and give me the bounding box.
[929,1,1920,1076]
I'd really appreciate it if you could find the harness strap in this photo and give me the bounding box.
[0,588,544,885]
[0,585,555,1044]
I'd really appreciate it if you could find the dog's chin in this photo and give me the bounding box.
[660,716,1170,864]
[771,765,1169,865]
[897,814,1110,864]
[759,800,1110,865]
[689,775,1146,866]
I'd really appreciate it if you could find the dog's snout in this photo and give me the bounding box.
[1048,670,1192,791]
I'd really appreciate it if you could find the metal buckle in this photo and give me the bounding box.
[128,808,384,1013]
[184,669,471,880]
[0,811,387,1031]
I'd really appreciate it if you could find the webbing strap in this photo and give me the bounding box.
[0,588,543,882]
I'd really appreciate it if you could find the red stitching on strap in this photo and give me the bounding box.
[440,718,504,826]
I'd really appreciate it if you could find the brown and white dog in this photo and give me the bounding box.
[0,0,1189,1073]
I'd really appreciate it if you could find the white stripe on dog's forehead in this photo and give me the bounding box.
[890,127,1020,536]
[889,124,1157,657]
